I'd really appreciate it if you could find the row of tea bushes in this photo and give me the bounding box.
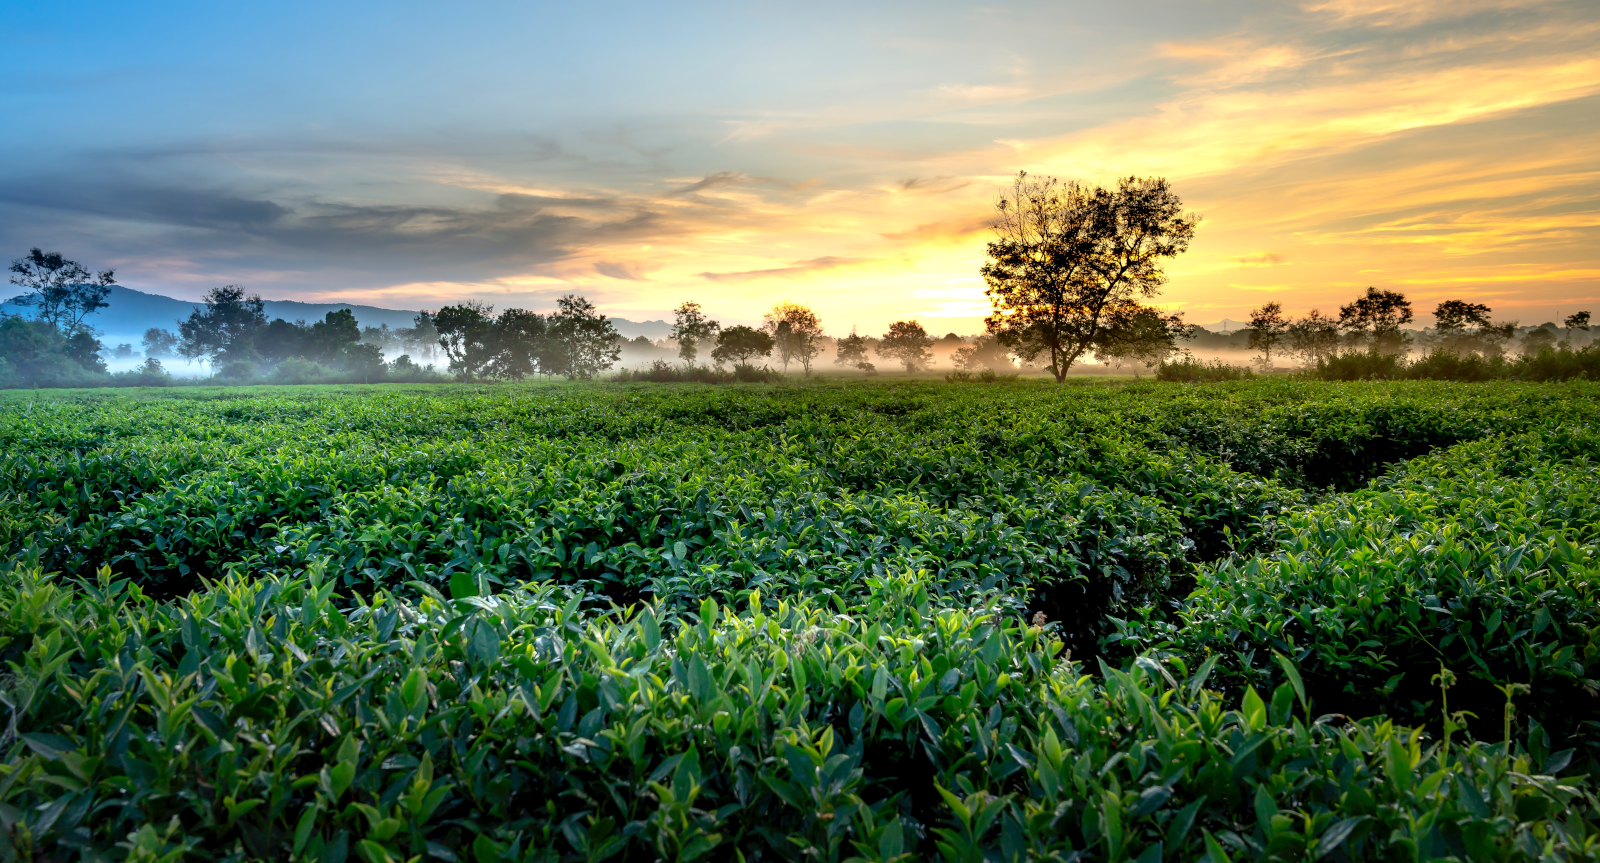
[2,563,1595,862]
[1128,426,1600,765]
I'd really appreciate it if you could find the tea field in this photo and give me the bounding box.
[2,379,1599,862]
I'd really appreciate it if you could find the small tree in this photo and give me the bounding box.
[548,294,620,379]
[434,300,498,380]
[401,312,440,362]
[141,327,178,358]
[7,247,115,334]
[953,335,1013,372]
[877,320,935,372]
[1246,302,1289,370]
[982,172,1199,382]
[763,301,824,375]
[1339,287,1413,354]
[834,329,869,369]
[178,285,268,363]
[1286,310,1341,367]
[711,325,775,366]
[490,308,549,380]
[669,301,721,366]
[1565,311,1591,345]
[1094,303,1189,371]
[1431,300,1514,356]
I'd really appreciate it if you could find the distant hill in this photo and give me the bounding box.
[0,286,672,348]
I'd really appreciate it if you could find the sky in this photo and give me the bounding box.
[2,0,1596,333]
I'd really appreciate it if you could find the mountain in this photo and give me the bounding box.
[1,285,672,347]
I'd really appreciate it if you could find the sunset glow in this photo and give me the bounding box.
[2,0,1595,330]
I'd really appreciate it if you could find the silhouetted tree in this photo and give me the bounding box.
[1339,287,1413,354]
[1286,310,1340,367]
[953,335,1014,372]
[982,172,1199,382]
[834,328,869,369]
[141,327,178,358]
[548,294,620,379]
[1094,302,1189,370]
[877,320,935,372]
[1247,302,1289,369]
[489,309,549,380]
[763,301,824,375]
[1565,311,1591,344]
[1430,300,1514,357]
[711,325,774,366]
[7,247,115,334]
[178,285,268,362]
[669,301,720,366]
[434,300,499,380]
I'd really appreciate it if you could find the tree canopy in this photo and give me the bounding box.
[981,172,1198,382]
[877,320,934,372]
[711,325,774,366]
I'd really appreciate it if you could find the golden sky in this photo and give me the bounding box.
[4,0,1596,330]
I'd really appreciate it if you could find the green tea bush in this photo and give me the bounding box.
[1154,357,1253,382]
[1133,428,1600,761]
[3,564,1596,862]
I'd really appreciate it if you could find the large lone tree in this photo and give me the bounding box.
[981,172,1198,382]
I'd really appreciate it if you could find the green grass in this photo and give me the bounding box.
[3,378,1599,861]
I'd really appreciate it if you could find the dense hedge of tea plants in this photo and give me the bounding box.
[3,379,1600,861]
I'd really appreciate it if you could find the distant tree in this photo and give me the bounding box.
[711,325,774,366]
[400,312,439,362]
[1246,302,1289,369]
[360,323,397,353]
[877,320,935,372]
[434,300,499,380]
[113,343,134,359]
[834,328,870,369]
[141,327,178,358]
[548,294,620,379]
[1565,311,1591,344]
[490,308,549,380]
[305,309,361,361]
[0,318,103,384]
[1339,287,1413,354]
[982,172,1199,382]
[1430,300,1514,356]
[1286,310,1341,367]
[7,247,115,334]
[669,301,721,366]
[763,301,824,375]
[1094,303,1190,370]
[953,335,1014,372]
[178,285,268,363]
[1521,326,1558,355]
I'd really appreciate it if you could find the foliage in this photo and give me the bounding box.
[711,326,775,367]
[763,303,824,376]
[611,361,781,384]
[1247,302,1289,369]
[833,331,870,369]
[1311,351,1407,381]
[1338,287,1414,355]
[669,302,720,366]
[5,247,115,335]
[1431,300,1514,357]
[981,172,1199,382]
[877,321,935,372]
[3,562,1597,862]
[5,380,1600,859]
[1154,356,1253,382]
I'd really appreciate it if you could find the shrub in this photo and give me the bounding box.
[945,369,1018,384]
[1403,350,1509,381]
[2,564,1594,861]
[269,356,331,384]
[1516,345,1600,381]
[1155,356,1253,382]
[1310,351,1406,380]
[1133,429,1600,761]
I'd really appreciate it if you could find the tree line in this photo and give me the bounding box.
[1241,290,1592,370]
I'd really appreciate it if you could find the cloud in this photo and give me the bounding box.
[1302,0,1555,27]
[669,171,746,196]
[699,256,867,283]
[594,260,650,280]
[881,217,991,245]
[1235,252,1287,266]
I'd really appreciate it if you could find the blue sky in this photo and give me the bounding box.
[3,0,1596,331]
